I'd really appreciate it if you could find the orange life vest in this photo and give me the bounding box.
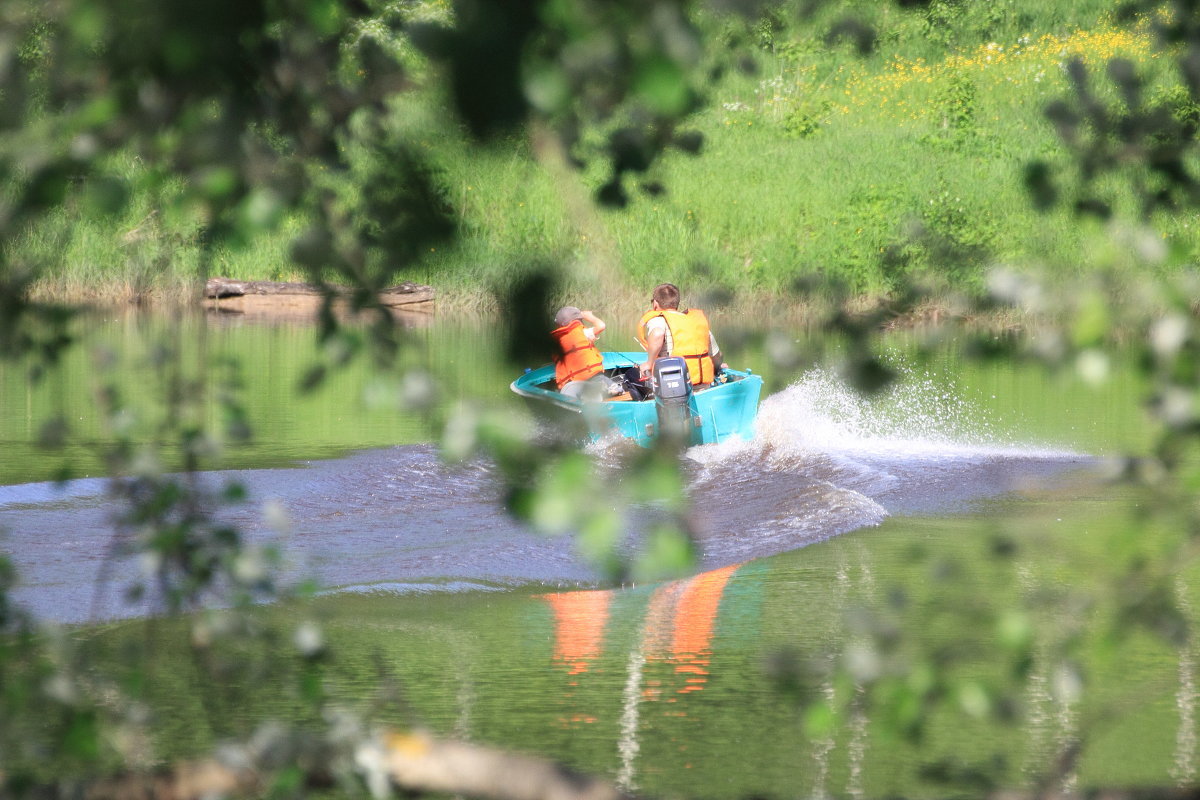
[552,319,604,389]
[637,307,715,385]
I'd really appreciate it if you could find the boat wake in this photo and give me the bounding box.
[0,366,1091,623]
[677,366,1087,565]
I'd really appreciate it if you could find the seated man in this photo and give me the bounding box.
[636,283,728,390]
[551,306,620,400]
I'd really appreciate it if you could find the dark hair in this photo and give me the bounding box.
[652,283,680,309]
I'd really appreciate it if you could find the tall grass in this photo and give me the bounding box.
[15,1,1197,309]
[426,9,1197,304]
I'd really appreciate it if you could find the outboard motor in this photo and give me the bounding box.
[652,356,694,445]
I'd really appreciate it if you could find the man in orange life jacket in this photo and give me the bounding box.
[636,283,727,389]
[551,306,620,400]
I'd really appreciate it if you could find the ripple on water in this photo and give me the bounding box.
[1,369,1093,623]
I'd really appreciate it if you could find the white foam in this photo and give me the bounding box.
[688,364,1079,467]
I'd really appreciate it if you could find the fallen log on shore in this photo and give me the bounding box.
[203,277,435,321]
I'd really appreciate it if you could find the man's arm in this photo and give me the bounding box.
[710,333,728,370]
[641,327,665,377]
[580,310,605,337]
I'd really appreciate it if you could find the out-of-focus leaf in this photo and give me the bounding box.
[577,509,624,578]
[609,127,653,174]
[36,416,69,449]
[524,63,571,114]
[19,162,77,214]
[674,130,704,154]
[824,15,876,55]
[632,523,694,582]
[628,452,685,510]
[596,177,627,208]
[303,0,344,37]
[843,355,896,395]
[77,94,120,128]
[195,166,239,201]
[298,364,327,394]
[222,482,247,503]
[444,0,539,139]
[1023,161,1057,211]
[996,610,1032,652]
[530,451,593,534]
[62,711,100,761]
[238,188,285,233]
[1071,290,1110,348]
[81,175,129,216]
[498,268,558,368]
[633,55,689,116]
[803,700,836,738]
[290,227,334,271]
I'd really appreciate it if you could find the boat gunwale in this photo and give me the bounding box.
[510,351,760,411]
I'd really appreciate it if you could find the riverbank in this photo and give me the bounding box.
[24,275,1039,336]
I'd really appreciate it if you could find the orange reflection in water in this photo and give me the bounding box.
[543,588,614,676]
[541,566,743,780]
[541,565,741,691]
[645,564,740,699]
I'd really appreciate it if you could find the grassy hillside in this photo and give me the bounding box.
[15,0,1195,308]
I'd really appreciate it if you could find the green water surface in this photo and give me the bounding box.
[2,309,1190,798]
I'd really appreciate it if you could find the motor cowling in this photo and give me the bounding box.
[652,356,693,444]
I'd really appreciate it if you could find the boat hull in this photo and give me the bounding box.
[511,351,762,448]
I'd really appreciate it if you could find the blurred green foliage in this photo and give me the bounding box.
[4,0,1200,796]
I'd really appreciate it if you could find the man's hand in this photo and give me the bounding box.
[580,310,605,336]
[641,326,665,378]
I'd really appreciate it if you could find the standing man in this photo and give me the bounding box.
[636,283,728,388]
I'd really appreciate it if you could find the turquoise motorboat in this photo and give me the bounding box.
[510,351,763,448]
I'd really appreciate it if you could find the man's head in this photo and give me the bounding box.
[554,306,583,327]
[651,283,680,309]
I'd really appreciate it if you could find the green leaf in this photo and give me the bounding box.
[298,364,327,394]
[633,56,689,116]
[632,524,695,581]
[524,64,571,114]
[530,488,576,534]
[82,175,129,216]
[222,481,248,503]
[1071,290,1110,348]
[997,610,1032,652]
[299,668,323,703]
[271,766,305,796]
[163,30,202,72]
[956,681,991,719]
[531,452,593,534]
[628,453,685,510]
[803,701,836,738]
[195,167,239,201]
[62,711,100,761]
[578,509,623,577]
[77,94,120,129]
[67,3,106,42]
[305,0,344,37]
[21,164,74,213]
[239,188,285,233]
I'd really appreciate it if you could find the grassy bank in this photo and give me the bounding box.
[426,13,1196,298]
[13,1,1196,309]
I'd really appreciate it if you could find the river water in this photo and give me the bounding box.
[0,311,1192,797]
